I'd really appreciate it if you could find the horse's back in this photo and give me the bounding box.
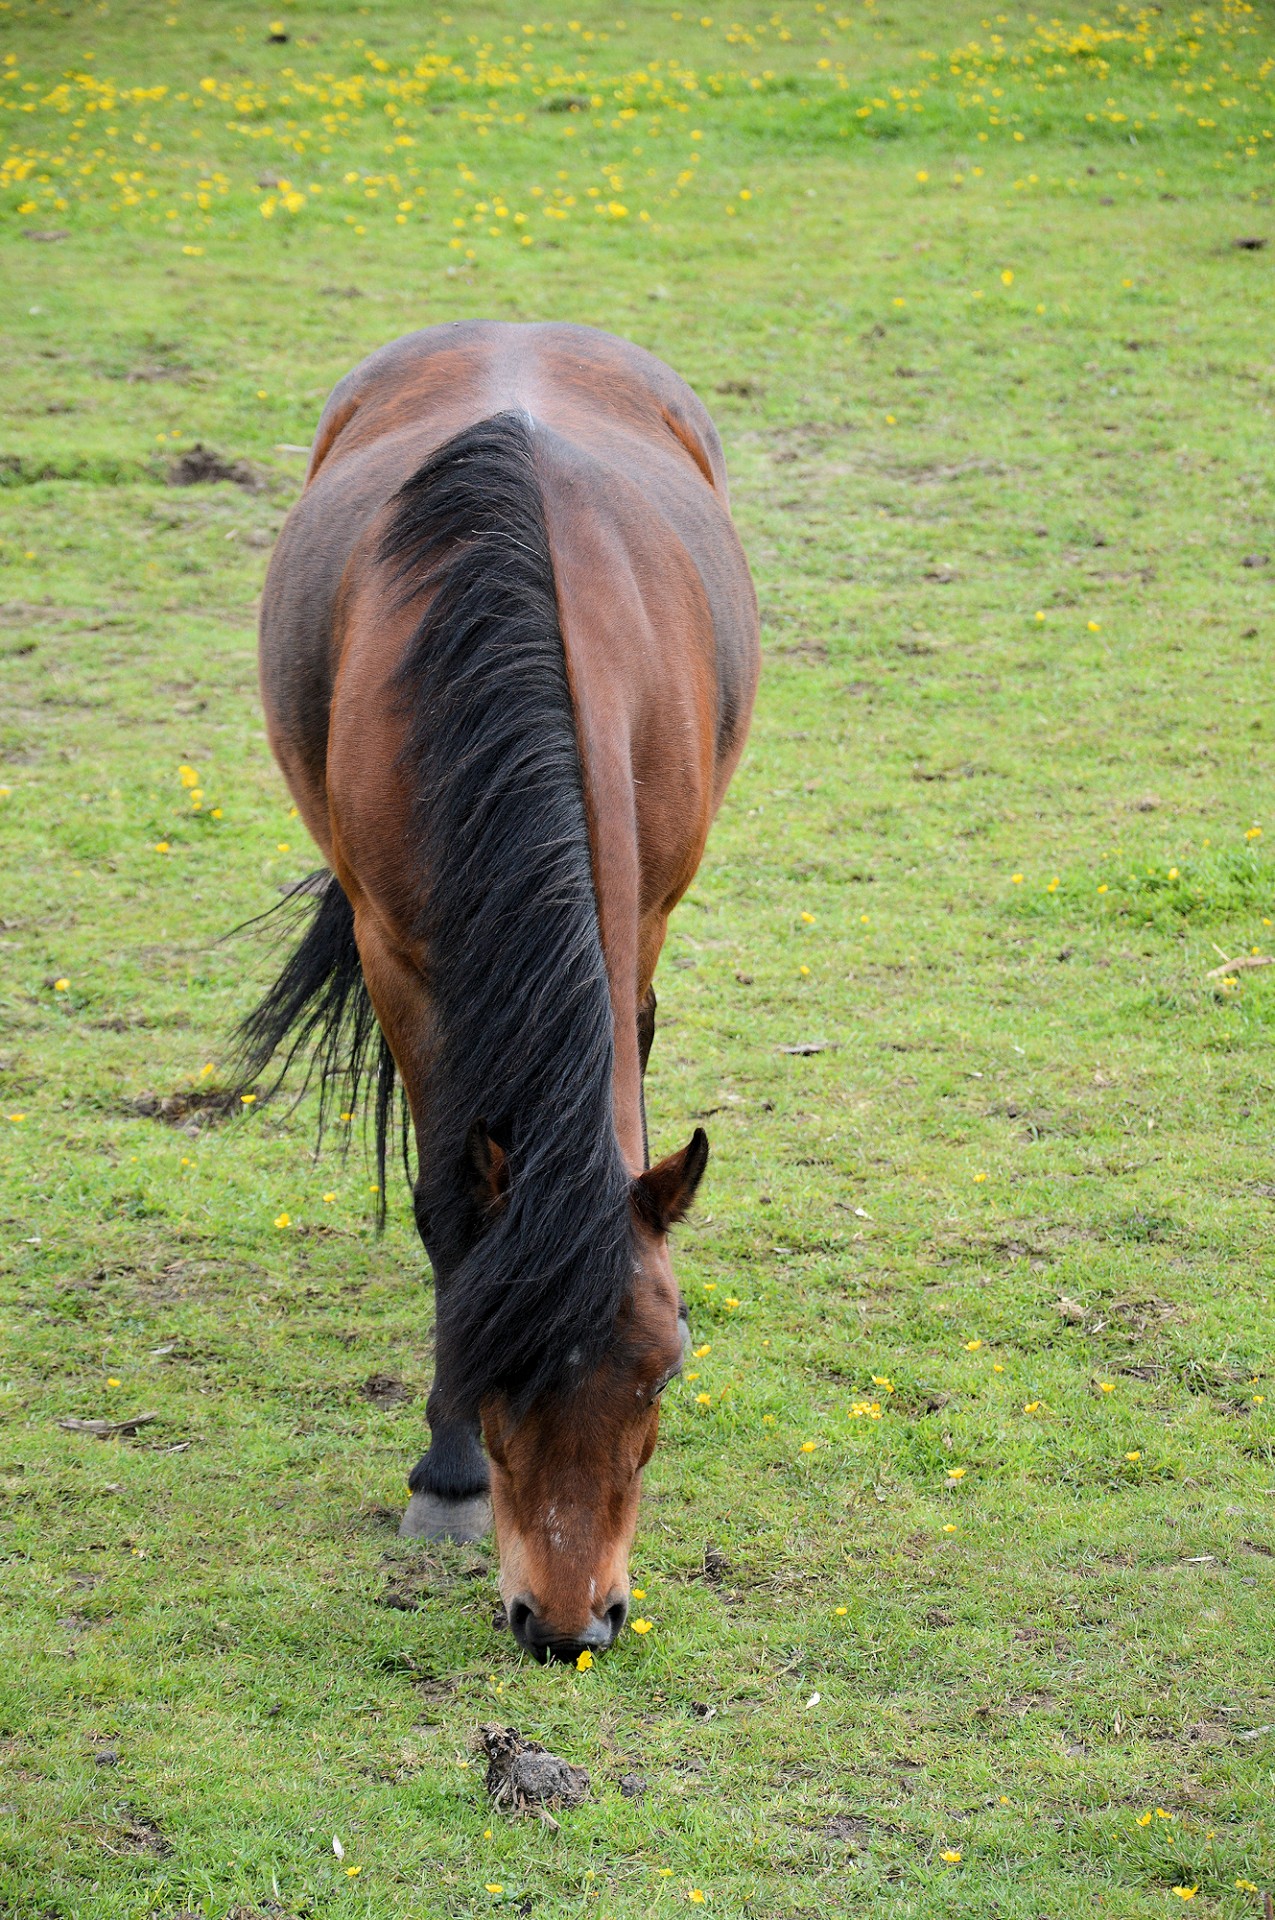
[259,322,758,871]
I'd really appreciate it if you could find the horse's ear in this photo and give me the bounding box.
[466,1119,510,1218]
[632,1127,709,1233]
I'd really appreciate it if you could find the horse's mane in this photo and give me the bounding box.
[235,411,634,1416]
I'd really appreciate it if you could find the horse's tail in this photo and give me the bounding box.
[230,872,398,1221]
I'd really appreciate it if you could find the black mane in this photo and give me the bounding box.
[235,411,634,1416]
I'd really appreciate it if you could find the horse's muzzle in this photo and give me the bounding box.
[508,1595,629,1663]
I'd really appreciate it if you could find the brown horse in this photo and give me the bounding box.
[238,321,758,1661]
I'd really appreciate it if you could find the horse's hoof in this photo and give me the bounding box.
[398,1491,492,1543]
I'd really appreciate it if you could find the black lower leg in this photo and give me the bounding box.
[407,1391,489,1501]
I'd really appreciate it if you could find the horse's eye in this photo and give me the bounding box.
[650,1367,681,1404]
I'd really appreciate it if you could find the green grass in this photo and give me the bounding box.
[2,0,1275,1914]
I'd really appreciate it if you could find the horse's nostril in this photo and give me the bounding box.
[606,1599,628,1640]
[508,1598,535,1641]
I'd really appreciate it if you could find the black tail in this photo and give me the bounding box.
[231,872,399,1221]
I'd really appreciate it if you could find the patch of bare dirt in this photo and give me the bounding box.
[359,1373,414,1409]
[129,1087,248,1129]
[166,444,261,490]
[97,1814,171,1857]
[377,1543,489,1610]
[821,1814,876,1847]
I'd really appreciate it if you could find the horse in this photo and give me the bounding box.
[237,321,759,1662]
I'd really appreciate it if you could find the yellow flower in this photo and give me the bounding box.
[943,1523,957,1533]
[1000,268,1013,285]
[576,1648,593,1671]
[274,1212,291,1229]
[940,1848,962,1862]
[53,978,69,992]
[693,1344,711,1358]
[872,1375,893,1391]
[1237,1881,1259,1894]
[688,1895,706,1906]
[1034,611,1045,622]
[1125,1450,1142,1462]
[800,1440,817,1453]
[345,1866,361,1878]
[834,1605,848,1615]
[947,1467,967,1480]
[179,765,199,788]
[323,1191,336,1203]
[486,1887,503,1897]
[631,1618,652,1634]
[1087,620,1101,632]
[277,841,290,853]
[107,1377,121,1388]
[801,911,815,924]
[240,1093,256,1105]
[964,1339,982,1352]
[1170,1890,1197,1901]
[696,1392,711,1406]
[1011,872,1024,884]
[993,1363,1004,1373]
[1099,1382,1115,1393]
[1098,883,1109,893]
[7,1113,25,1123]
[631,1587,646,1599]
[916,170,928,182]
[154,841,170,853]
[211,807,223,820]
[1247,825,1263,840]
[799,964,810,976]
[199,1062,215,1078]
[762,1413,775,1425]
[724,1296,739,1309]
[1024,1401,1040,1413]
[1156,1809,1173,1821]
[484,1829,492,1839]
[973,1172,987,1183]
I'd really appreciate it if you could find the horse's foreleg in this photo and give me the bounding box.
[400,1393,491,1543]
[341,902,493,1544]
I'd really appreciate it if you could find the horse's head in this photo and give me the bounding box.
[480,1129,707,1663]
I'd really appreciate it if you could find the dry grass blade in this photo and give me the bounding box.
[58,1413,160,1438]
[1205,953,1273,979]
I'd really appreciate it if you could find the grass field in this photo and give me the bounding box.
[3,0,1275,1914]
